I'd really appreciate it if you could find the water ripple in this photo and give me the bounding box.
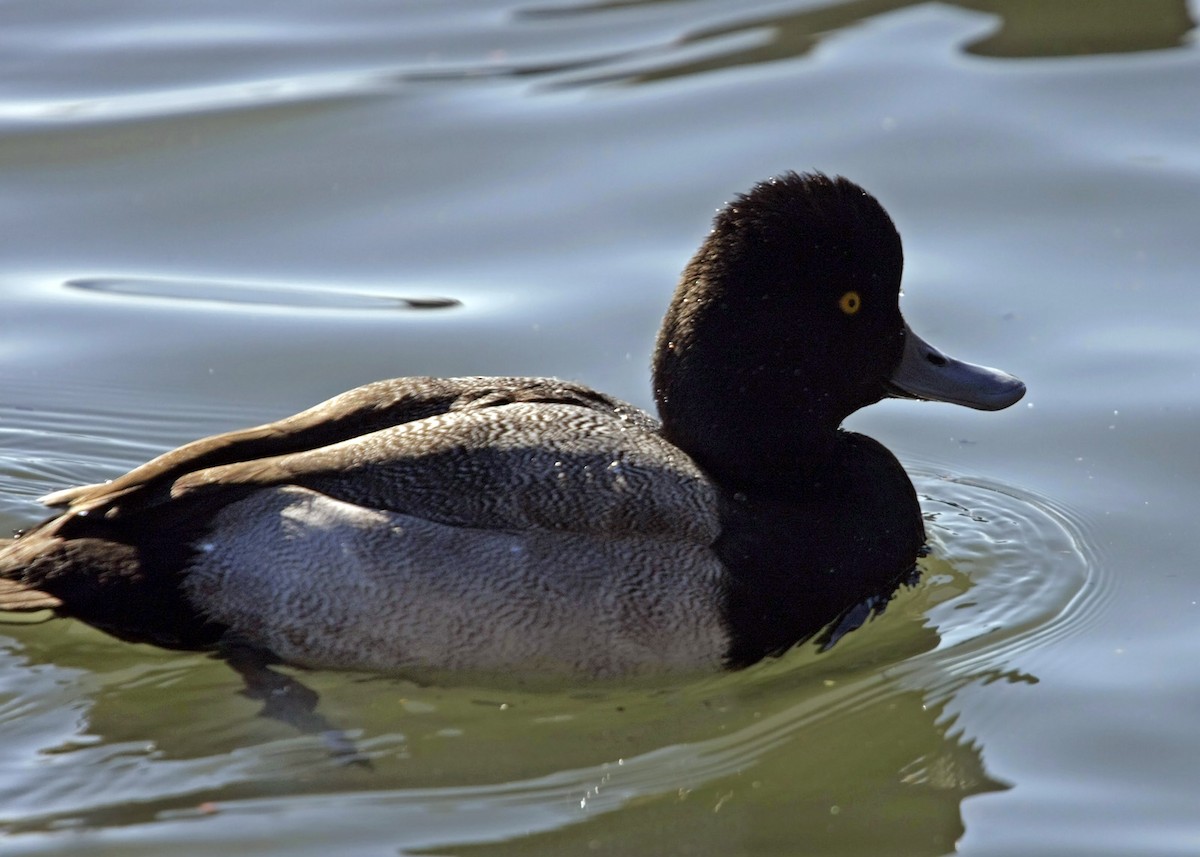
[912,469,1101,678]
[0,71,393,125]
[64,276,460,312]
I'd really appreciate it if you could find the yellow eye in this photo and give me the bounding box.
[839,291,862,315]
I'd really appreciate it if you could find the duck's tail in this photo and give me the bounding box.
[0,513,227,649]
[0,535,64,611]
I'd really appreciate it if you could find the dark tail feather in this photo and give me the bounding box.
[0,515,225,647]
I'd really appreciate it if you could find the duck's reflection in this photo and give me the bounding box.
[0,558,1027,856]
[519,0,1195,87]
[433,640,1016,856]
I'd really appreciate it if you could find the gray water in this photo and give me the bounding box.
[1,1,1198,854]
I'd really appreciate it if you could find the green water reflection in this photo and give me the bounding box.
[522,0,1195,86]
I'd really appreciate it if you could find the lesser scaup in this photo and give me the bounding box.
[0,172,1024,677]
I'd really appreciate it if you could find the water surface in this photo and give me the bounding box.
[2,1,1198,854]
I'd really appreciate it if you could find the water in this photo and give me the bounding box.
[2,1,1198,853]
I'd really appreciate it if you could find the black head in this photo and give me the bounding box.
[652,172,1023,492]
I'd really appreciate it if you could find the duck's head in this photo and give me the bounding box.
[652,171,1025,490]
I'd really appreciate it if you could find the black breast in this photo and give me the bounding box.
[716,431,925,667]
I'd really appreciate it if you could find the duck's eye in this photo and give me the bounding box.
[839,291,862,315]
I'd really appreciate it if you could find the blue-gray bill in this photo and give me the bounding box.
[886,323,1026,411]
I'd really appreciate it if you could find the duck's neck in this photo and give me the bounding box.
[654,360,847,497]
[670,421,842,500]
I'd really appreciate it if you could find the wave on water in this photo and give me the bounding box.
[64,276,460,312]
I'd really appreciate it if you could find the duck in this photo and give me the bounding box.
[0,172,1024,679]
